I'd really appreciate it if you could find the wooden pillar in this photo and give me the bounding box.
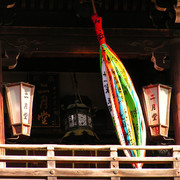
[47,146,57,180]
[0,41,5,168]
[173,146,180,180]
[170,39,180,145]
[110,147,120,180]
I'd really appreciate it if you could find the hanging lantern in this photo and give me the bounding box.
[142,84,172,139]
[5,82,35,136]
[60,96,99,144]
[64,102,93,131]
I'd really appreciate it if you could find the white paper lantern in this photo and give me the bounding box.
[142,84,172,138]
[5,82,35,136]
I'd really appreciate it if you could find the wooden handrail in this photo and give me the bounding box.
[0,144,179,180]
[0,144,176,150]
[0,155,174,163]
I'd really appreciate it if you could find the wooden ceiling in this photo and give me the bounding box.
[1,0,178,28]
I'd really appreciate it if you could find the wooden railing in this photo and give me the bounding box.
[0,144,179,180]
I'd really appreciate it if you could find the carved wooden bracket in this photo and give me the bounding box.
[0,26,176,69]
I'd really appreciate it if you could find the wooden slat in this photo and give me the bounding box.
[47,146,55,169]
[0,144,175,150]
[0,179,46,180]
[173,148,180,180]
[0,155,174,163]
[47,146,57,180]
[0,168,177,178]
[110,147,120,180]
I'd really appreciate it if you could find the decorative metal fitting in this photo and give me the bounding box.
[113,170,118,175]
[49,169,55,175]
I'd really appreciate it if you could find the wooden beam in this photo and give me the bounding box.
[170,39,180,145]
[0,41,5,168]
[0,26,174,68]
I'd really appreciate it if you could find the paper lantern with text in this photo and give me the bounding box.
[5,82,35,136]
[142,84,172,138]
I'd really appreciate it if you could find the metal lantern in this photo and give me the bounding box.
[5,82,35,136]
[64,102,93,132]
[60,97,99,144]
[142,84,172,138]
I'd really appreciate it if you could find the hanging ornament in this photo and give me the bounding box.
[91,0,146,168]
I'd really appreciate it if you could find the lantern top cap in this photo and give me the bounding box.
[5,82,35,88]
[67,103,88,110]
[143,83,172,89]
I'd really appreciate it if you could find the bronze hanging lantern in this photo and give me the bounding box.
[60,96,99,145]
[60,72,99,144]
[64,101,93,132]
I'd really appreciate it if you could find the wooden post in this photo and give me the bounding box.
[110,147,120,180]
[47,146,57,180]
[0,41,5,168]
[173,146,180,180]
[170,39,180,145]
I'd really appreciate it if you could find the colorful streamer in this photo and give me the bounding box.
[92,13,146,168]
